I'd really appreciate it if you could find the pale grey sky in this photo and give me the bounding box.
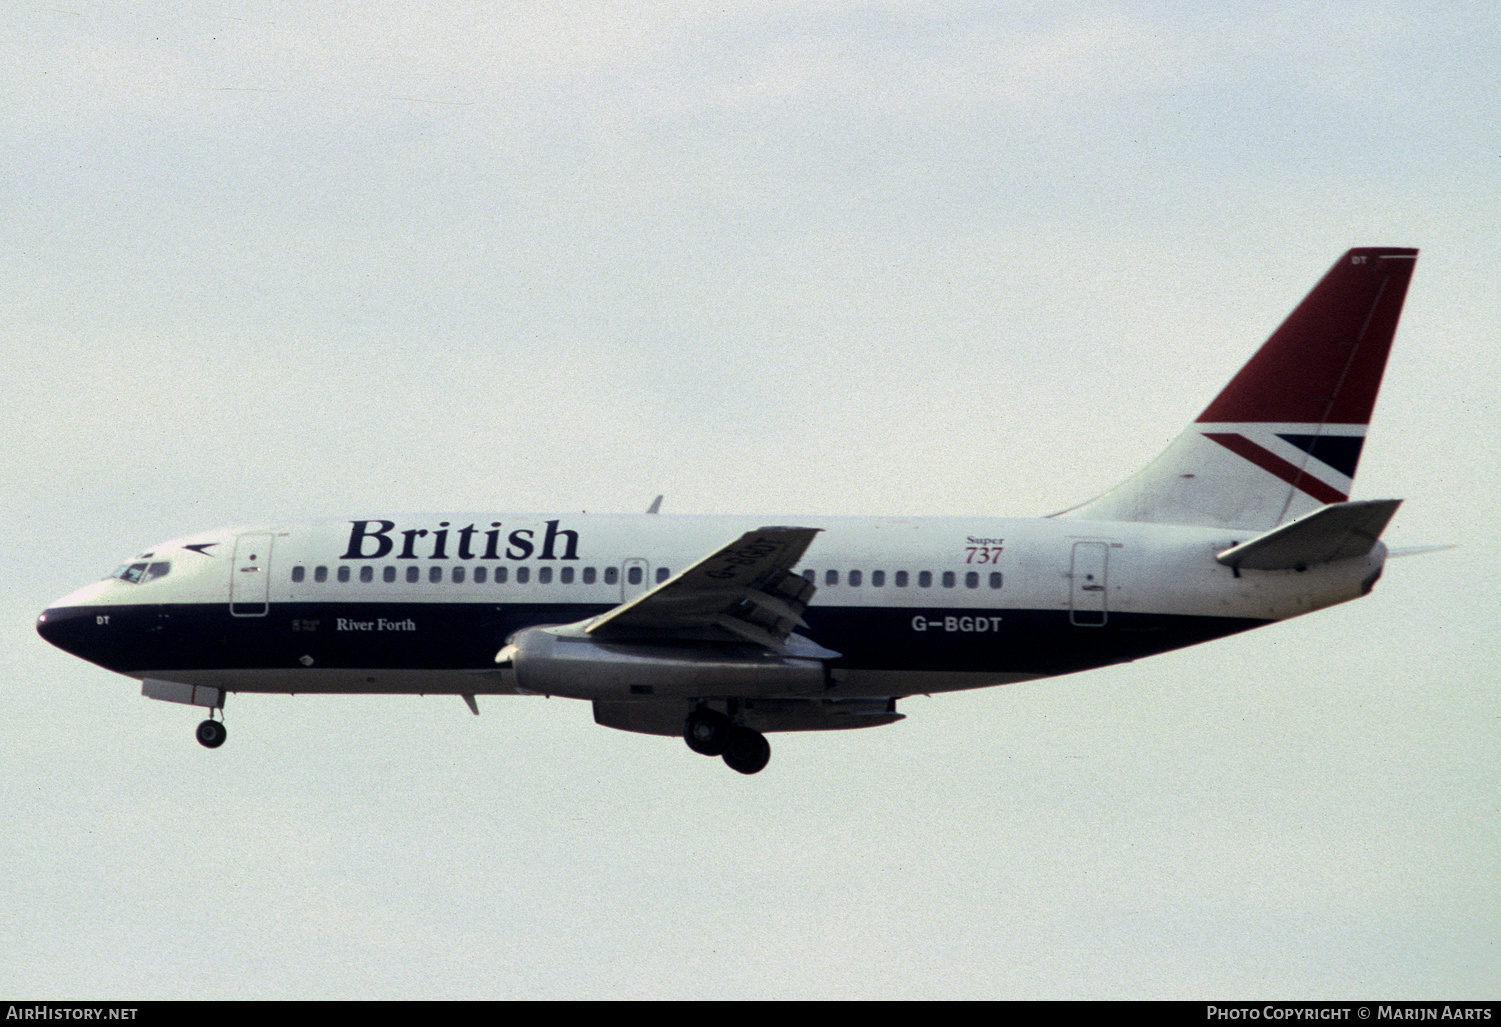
[3,1,1497,998]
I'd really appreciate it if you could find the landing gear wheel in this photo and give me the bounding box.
[683,708,731,756]
[196,719,227,749]
[722,726,771,775]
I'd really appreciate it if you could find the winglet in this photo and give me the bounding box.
[646,495,663,514]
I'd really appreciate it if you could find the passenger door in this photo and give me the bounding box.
[230,533,273,617]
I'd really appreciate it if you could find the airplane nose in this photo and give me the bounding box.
[37,606,75,653]
[37,578,119,661]
[37,603,104,662]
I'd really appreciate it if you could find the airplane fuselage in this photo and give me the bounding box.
[37,511,1385,701]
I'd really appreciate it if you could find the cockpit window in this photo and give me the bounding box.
[109,561,170,584]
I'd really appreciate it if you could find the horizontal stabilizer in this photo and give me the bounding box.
[1215,499,1401,571]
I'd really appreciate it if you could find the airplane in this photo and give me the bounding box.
[37,247,1419,774]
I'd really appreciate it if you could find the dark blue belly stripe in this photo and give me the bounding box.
[38,601,1271,682]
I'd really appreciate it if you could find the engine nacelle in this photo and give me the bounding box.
[500,626,830,701]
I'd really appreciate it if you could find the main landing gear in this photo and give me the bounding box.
[196,716,227,749]
[684,706,771,775]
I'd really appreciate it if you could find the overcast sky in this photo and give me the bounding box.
[3,0,1498,999]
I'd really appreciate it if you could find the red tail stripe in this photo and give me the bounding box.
[1203,433,1348,504]
[1196,248,1417,425]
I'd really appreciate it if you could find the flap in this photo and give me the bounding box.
[585,526,826,653]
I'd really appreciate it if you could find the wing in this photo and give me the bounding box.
[584,526,830,655]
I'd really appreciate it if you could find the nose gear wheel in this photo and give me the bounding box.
[196,719,227,749]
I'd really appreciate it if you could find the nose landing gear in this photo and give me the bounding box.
[196,716,227,749]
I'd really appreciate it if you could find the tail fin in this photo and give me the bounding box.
[1058,247,1418,530]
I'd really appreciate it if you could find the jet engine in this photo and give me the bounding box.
[496,624,831,701]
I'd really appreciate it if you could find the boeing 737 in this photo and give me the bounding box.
[37,248,1419,774]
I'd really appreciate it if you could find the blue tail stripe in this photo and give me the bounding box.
[1277,434,1364,478]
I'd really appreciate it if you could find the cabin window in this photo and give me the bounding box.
[825,570,838,586]
[474,567,487,584]
[516,566,530,584]
[872,570,885,587]
[848,570,862,587]
[583,567,597,584]
[495,566,509,584]
[627,566,643,586]
[359,566,374,583]
[406,566,420,584]
[428,566,442,584]
[801,569,815,583]
[894,571,909,587]
[990,572,1003,589]
[337,566,351,583]
[942,571,955,588]
[604,566,619,585]
[383,566,397,583]
[918,571,932,588]
[965,571,978,588]
[452,566,466,584]
[314,566,328,583]
[539,567,553,584]
[291,566,305,583]
[560,567,574,584]
[656,567,670,583]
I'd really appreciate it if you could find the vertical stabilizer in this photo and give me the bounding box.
[1058,248,1417,530]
